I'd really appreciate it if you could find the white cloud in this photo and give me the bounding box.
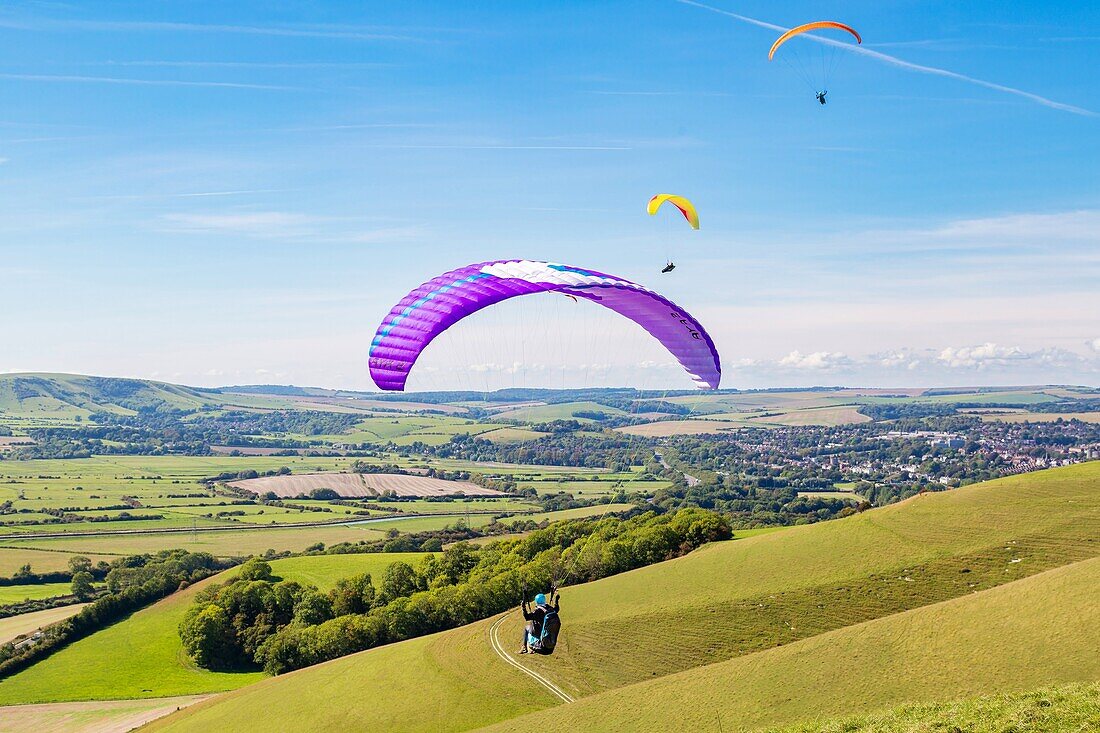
[778,350,853,370]
[875,349,923,371]
[1088,338,1100,353]
[937,343,1027,369]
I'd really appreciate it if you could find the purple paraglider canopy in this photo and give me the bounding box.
[369,260,721,391]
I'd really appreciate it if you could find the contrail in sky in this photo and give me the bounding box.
[0,73,295,90]
[677,0,1096,117]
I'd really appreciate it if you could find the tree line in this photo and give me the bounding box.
[179,508,731,675]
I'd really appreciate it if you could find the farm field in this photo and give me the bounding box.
[497,504,635,526]
[490,401,628,423]
[228,472,504,498]
[616,419,743,437]
[0,523,391,558]
[0,547,116,575]
[0,582,79,605]
[977,411,1100,423]
[262,552,434,590]
[141,463,1100,733]
[746,405,870,426]
[0,603,88,645]
[0,552,432,704]
[0,694,213,733]
[515,479,669,497]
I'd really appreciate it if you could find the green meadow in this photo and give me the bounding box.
[0,553,431,704]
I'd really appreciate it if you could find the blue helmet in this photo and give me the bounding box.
[534,593,547,605]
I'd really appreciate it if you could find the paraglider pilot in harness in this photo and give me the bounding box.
[816,90,827,105]
[519,586,560,654]
[661,261,676,273]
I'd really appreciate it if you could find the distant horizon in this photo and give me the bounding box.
[2,370,1095,395]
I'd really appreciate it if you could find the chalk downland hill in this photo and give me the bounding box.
[143,462,1100,733]
[0,372,305,419]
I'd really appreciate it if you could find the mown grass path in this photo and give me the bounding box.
[488,612,573,703]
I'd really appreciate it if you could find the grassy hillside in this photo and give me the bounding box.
[766,681,1100,733]
[478,556,1100,732]
[143,463,1100,733]
[504,462,1100,698]
[0,373,227,420]
[0,553,430,704]
[148,621,555,733]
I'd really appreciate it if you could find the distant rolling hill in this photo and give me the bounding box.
[0,373,322,421]
[143,462,1100,733]
[0,373,227,419]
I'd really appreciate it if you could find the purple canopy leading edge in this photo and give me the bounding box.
[368,260,722,391]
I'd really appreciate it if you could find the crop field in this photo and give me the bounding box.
[0,695,213,733]
[0,603,88,645]
[141,463,1100,733]
[497,504,635,526]
[475,427,545,443]
[0,547,116,576]
[616,420,744,437]
[0,581,80,605]
[0,552,432,704]
[0,523,391,558]
[228,472,504,498]
[490,402,628,423]
[977,411,1100,423]
[747,405,870,426]
[516,479,669,497]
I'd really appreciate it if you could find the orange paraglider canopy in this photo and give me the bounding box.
[768,21,862,60]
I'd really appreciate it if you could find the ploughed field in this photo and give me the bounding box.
[228,472,505,498]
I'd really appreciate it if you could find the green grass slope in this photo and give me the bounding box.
[766,681,1100,733]
[478,556,1100,732]
[504,462,1100,697]
[0,373,318,422]
[144,463,1100,733]
[0,373,225,419]
[0,553,429,704]
[146,619,556,733]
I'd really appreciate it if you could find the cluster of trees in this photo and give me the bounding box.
[649,478,860,526]
[180,508,731,675]
[0,550,228,678]
[857,403,958,421]
[410,432,653,470]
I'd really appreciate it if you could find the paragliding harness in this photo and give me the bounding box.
[522,583,561,655]
[816,90,828,105]
[661,261,676,274]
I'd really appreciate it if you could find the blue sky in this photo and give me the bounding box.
[2,0,1098,390]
